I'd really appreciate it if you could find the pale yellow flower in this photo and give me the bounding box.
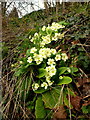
[36,60,42,65]
[30,37,34,42]
[40,41,46,47]
[32,83,39,91]
[20,61,23,64]
[34,32,38,37]
[47,58,55,65]
[46,76,51,81]
[45,65,56,77]
[39,48,47,58]
[42,26,46,31]
[33,53,38,58]
[55,54,61,61]
[42,35,51,44]
[46,66,51,72]
[41,82,48,89]
[46,49,51,57]
[67,68,71,73]
[29,35,31,39]
[61,53,68,61]
[30,47,37,53]
[34,54,43,62]
[59,76,63,79]
[50,65,56,71]
[49,69,56,77]
[52,36,58,41]
[27,57,33,63]
[51,22,65,31]
[51,49,56,55]
[47,80,54,86]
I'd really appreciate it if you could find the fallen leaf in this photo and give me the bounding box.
[77,77,90,87]
[52,105,67,119]
[70,96,82,111]
[81,83,90,96]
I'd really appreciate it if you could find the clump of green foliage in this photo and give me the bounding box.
[11,22,78,119]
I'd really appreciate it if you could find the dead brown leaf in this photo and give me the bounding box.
[77,77,90,87]
[70,96,82,111]
[52,105,67,120]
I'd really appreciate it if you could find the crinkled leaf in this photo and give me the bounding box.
[58,76,72,85]
[35,96,46,119]
[37,68,46,78]
[42,88,63,109]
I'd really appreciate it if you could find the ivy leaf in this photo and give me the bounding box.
[58,67,68,75]
[58,76,72,85]
[35,96,46,119]
[37,68,46,78]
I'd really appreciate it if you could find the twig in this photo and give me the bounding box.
[79,68,88,78]
[77,44,90,47]
[67,86,72,120]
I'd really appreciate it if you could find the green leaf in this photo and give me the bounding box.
[63,94,73,109]
[70,67,78,73]
[14,69,22,77]
[26,49,31,57]
[58,76,72,85]
[41,63,46,68]
[82,106,90,114]
[35,96,46,119]
[37,68,46,78]
[42,88,63,109]
[58,67,68,75]
[34,88,48,94]
[24,64,30,68]
[67,88,76,96]
[59,21,69,25]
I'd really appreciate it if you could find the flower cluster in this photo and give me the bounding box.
[27,47,68,65]
[27,47,68,91]
[42,22,65,32]
[30,22,65,48]
[27,22,68,91]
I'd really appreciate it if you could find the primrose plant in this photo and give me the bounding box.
[14,22,78,95]
[23,22,76,92]
[14,22,78,119]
